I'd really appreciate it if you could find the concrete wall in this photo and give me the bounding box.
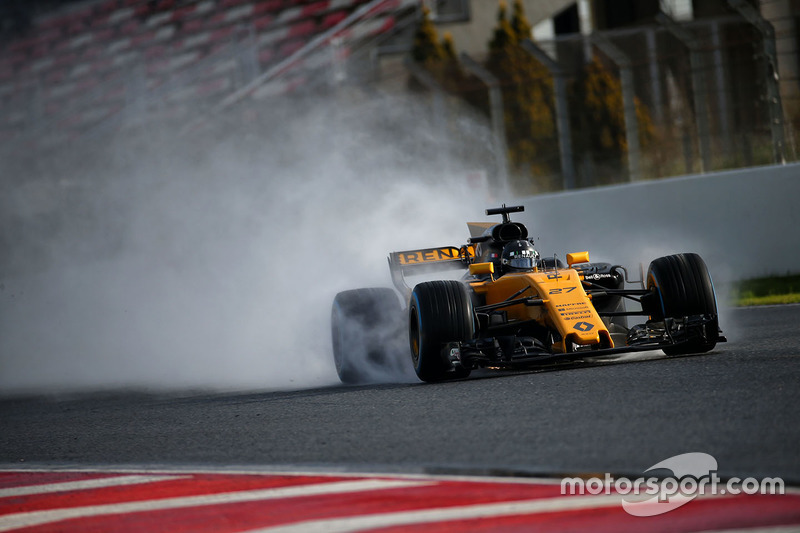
[514,164,800,285]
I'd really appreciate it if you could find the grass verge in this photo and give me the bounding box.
[731,274,800,307]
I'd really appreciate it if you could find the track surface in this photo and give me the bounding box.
[1,305,799,482]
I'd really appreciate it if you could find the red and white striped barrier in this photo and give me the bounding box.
[1,469,798,532]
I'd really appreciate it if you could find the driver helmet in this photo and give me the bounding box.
[501,240,539,272]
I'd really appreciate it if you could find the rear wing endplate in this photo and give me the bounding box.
[388,245,474,299]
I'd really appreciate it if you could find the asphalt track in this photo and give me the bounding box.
[1,305,799,483]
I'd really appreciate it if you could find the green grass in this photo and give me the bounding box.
[731,274,800,307]
[737,293,800,306]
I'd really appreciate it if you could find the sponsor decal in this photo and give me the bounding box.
[584,273,614,281]
[394,246,473,265]
[555,301,594,320]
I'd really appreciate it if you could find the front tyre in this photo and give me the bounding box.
[644,253,719,356]
[331,288,405,384]
[409,281,474,383]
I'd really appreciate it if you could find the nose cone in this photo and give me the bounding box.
[572,320,600,344]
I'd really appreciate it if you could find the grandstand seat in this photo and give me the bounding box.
[254,1,283,16]
[210,26,236,42]
[302,1,330,18]
[253,15,275,31]
[198,76,231,96]
[213,4,255,23]
[156,0,177,11]
[1,0,418,148]
[322,11,348,28]
[220,0,250,8]
[288,20,317,39]
[258,48,275,65]
[278,40,304,57]
[182,18,206,33]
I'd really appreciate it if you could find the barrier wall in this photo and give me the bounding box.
[516,163,800,284]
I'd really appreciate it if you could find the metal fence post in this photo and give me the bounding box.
[590,35,641,182]
[711,20,733,160]
[656,12,712,173]
[646,29,665,127]
[728,0,786,165]
[520,40,576,189]
[459,52,510,194]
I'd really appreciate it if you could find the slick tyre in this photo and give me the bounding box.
[409,281,474,383]
[331,288,405,385]
[645,253,719,356]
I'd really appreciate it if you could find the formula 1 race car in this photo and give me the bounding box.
[331,205,725,384]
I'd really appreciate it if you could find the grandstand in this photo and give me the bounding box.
[0,0,422,155]
[4,0,792,185]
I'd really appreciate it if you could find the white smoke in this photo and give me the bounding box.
[0,91,493,394]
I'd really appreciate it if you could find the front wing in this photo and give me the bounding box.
[451,308,725,370]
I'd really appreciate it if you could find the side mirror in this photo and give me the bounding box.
[469,262,495,276]
[567,251,590,267]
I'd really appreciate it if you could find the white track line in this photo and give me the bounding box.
[699,524,800,533]
[247,494,627,533]
[0,479,431,532]
[0,466,565,486]
[0,475,188,498]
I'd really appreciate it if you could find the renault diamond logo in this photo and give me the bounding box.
[574,321,594,332]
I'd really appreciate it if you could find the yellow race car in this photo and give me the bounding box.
[331,205,725,383]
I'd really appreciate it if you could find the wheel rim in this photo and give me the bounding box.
[409,306,421,367]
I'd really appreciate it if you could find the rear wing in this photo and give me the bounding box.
[388,245,474,298]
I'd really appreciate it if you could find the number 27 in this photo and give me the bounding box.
[549,287,576,294]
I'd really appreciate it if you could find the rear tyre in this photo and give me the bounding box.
[409,281,474,383]
[331,288,405,384]
[644,253,719,356]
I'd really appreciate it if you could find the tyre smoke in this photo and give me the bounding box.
[0,91,491,395]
